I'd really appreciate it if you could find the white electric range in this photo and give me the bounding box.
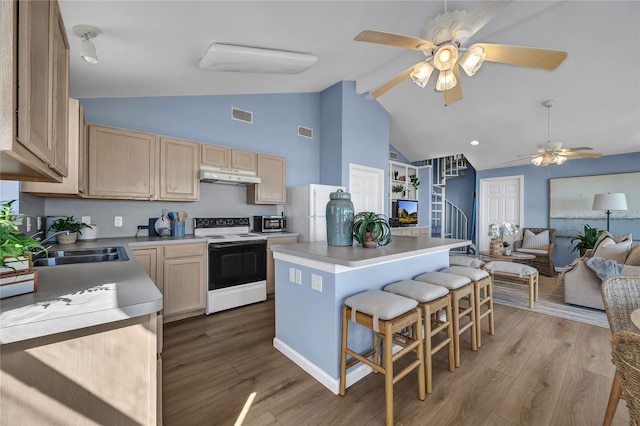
[194,217,267,314]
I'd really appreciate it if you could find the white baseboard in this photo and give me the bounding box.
[273,337,372,395]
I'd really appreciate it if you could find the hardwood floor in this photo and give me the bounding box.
[162,288,629,425]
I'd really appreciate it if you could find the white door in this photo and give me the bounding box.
[478,176,524,252]
[349,163,384,214]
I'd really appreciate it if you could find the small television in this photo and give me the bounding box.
[393,199,418,226]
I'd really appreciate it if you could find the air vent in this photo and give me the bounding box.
[298,126,313,139]
[231,107,253,123]
[389,151,398,160]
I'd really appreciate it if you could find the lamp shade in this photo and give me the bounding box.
[592,193,628,211]
[410,62,435,88]
[80,39,98,64]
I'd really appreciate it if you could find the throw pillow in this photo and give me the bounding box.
[521,229,549,250]
[625,244,640,266]
[584,256,624,280]
[591,231,632,256]
[593,237,632,263]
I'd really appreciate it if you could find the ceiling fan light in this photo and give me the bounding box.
[433,45,459,71]
[410,62,435,88]
[459,46,485,76]
[435,70,457,91]
[555,155,567,165]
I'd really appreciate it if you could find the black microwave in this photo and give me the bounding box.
[254,215,286,233]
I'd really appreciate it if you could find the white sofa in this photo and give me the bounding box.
[562,233,640,310]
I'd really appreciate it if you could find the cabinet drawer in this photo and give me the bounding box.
[163,242,205,259]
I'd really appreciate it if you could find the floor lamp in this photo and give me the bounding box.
[592,193,628,232]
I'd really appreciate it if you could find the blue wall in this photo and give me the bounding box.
[477,152,640,267]
[319,83,343,186]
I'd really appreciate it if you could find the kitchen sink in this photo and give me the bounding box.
[33,246,129,267]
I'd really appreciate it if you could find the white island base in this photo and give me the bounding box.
[272,236,469,394]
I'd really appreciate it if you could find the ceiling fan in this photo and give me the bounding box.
[354,1,568,105]
[507,100,602,166]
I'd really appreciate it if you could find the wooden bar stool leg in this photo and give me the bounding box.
[474,282,482,348]
[423,304,433,394]
[384,321,394,426]
[528,275,535,308]
[487,279,495,336]
[468,290,477,351]
[451,292,461,367]
[445,301,455,372]
[534,272,539,302]
[339,307,348,395]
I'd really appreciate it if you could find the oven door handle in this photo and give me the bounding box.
[208,240,266,249]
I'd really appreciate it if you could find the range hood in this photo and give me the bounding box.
[199,166,261,185]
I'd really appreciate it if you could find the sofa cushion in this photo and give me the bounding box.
[625,244,640,266]
[521,229,549,250]
[584,256,625,280]
[593,237,632,263]
[622,265,640,275]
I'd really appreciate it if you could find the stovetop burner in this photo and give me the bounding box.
[193,217,267,242]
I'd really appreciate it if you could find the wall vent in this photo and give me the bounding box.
[298,126,313,139]
[389,151,398,160]
[232,107,253,123]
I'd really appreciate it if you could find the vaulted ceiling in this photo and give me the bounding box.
[59,1,640,170]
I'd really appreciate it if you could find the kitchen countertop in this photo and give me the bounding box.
[271,236,469,268]
[0,235,206,345]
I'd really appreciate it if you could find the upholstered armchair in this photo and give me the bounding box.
[513,227,556,276]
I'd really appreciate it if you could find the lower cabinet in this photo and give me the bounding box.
[132,241,205,323]
[391,226,431,237]
[266,235,298,294]
[0,314,159,425]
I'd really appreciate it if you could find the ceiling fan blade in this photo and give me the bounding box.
[443,65,463,106]
[561,152,602,157]
[516,153,538,158]
[475,43,568,70]
[503,157,531,164]
[452,1,512,43]
[370,64,418,98]
[354,30,433,51]
[559,147,594,152]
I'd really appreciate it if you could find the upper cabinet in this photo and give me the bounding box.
[247,153,286,205]
[159,137,200,201]
[0,0,69,182]
[201,144,256,172]
[87,125,158,200]
[22,99,86,196]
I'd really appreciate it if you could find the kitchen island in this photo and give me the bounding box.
[0,236,203,425]
[271,236,469,394]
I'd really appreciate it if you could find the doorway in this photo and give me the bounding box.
[348,163,384,214]
[478,176,524,252]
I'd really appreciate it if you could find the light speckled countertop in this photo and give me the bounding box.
[0,236,208,344]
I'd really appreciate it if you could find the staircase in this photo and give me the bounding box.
[424,155,476,254]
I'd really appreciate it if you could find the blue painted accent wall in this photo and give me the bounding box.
[319,83,343,186]
[81,93,321,187]
[389,144,410,163]
[477,152,640,267]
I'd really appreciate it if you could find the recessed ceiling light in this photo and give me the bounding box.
[470,140,479,146]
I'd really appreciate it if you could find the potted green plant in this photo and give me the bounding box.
[392,184,405,198]
[1,200,46,272]
[503,241,511,255]
[48,216,92,245]
[570,224,603,256]
[409,175,420,190]
[352,212,392,248]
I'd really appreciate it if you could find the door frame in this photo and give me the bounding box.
[478,175,524,252]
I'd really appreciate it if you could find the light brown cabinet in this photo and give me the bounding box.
[22,99,86,196]
[201,144,257,171]
[247,153,287,205]
[0,314,159,425]
[0,0,69,183]
[87,124,159,200]
[266,235,298,294]
[133,242,206,322]
[159,137,200,201]
[391,226,430,237]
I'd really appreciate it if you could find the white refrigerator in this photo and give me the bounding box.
[285,184,345,242]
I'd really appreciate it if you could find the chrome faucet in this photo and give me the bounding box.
[29,230,70,246]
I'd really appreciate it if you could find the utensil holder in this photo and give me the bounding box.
[171,221,185,237]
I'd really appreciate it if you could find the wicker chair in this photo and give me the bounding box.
[513,227,556,277]
[610,331,640,426]
[601,276,640,426]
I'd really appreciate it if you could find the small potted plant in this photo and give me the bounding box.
[409,174,420,190]
[48,216,93,245]
[352,212,392,248]
[392,184,405,198]
[1,200,46,298]
[570,224,603,256]
[503,241,511,255]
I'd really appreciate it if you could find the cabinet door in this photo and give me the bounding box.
[266,236,298,294]
[87,125,158,199]
[231,149,257,171]
[159,137,199,201]
[247,154,286,205]
[48,1,68,177]
[132,248,159,289]
[201,144,230,168]
[163,257,205,316]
